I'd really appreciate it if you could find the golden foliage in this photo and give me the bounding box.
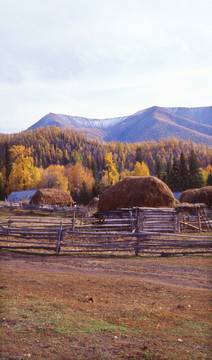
[131,161,150,176]
[101,152,119,186]
[8,145,37,191]
[65,163,94,195]
[39,165,69,192]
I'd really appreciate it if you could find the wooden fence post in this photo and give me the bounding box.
[140,210,144,231]
[85,208,88,225]
[202,209,211,230]
[72,210,76,230]
[8,217,12,241]
[135,234,140,256]
[135,209,140,256]
[177,212,181,233]
[56,222,63,255]
[197,209,201,232]
[129,211,134,232]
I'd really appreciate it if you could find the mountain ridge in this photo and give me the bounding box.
[27,106,212,145]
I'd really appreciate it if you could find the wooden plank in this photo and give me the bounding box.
[180,221,204,231]
[56,222,63,255]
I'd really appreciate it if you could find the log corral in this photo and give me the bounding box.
[0,180,211,256]
[98,176,176,212]
[0,203,211,256]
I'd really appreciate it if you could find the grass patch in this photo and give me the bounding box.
[0,250,212,359]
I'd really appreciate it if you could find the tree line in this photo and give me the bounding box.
[0,126,211,203]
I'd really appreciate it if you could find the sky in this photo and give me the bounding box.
[0,0,212,133]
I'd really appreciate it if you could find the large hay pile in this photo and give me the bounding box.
[30,188,73,206]
[179,186,212,208]
[98,176,175,212]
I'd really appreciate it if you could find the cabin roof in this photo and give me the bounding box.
[7,190,38,202]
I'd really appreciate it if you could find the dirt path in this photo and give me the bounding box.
[1,251,211,290]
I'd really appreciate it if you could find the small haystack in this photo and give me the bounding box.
[192,186,212,208]
[179,189,198,204]
[30,188,73,206]
[98,176,175,212]
[88,197,99,210]
[179,186,212,208]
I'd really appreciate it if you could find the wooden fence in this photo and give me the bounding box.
[91,207,212,233]
[0,214,211,256]
[61,230,212,256]
[0,217,71,254]
[0,201,88,218]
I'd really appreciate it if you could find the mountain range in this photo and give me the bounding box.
[27,106,212,145]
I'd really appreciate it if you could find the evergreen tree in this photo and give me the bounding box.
[179,152,189,190]
[155,154,163,179]
[188,150,204,188]
[0,176,5,200]
[162,160,171,188]
[170,156,180,191]
[91,157,99,181]
[92,180,100,197]
[135,147,143,163]
[80,181,90,205]
[206,172,212,186]
[4,142,12,181]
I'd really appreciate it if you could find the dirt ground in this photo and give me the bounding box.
[0,251,212,290]
[1,250,212,360]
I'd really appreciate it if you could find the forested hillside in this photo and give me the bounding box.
[0,126,211,203]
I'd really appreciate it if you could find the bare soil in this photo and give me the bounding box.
[1,250,212,360]
[1,251,212,290]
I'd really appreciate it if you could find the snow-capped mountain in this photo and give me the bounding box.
[27,106,212,145]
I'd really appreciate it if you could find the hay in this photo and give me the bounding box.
[30,188,73,206]
[88,197,99,210]
[179,189,198,203]
[192,186,212,208]
[98,176,175,212]
[179,186,212,208]
[175,202,206,213]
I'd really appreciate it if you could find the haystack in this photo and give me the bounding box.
[180,186,212,208]
[179,189,198,204]
[30,188,73,206]
[98,176,175,212]
[88,197,99,210]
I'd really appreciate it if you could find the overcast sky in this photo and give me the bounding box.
[0,0,211,133]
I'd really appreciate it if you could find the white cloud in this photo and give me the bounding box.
[0,0,211,133]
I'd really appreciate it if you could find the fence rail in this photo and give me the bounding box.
[0,214,212,256]
[0,201,88,217]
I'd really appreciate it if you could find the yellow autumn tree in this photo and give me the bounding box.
[131,161,150,176]
[40,165,69,192]
[8,145,38,191]
[200,164,212,185]
[120,168,131,179]
[66,163,95,198]
[101,152,119,187]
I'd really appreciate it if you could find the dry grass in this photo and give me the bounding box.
[0,207,212,359]
[0,251,212,360]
